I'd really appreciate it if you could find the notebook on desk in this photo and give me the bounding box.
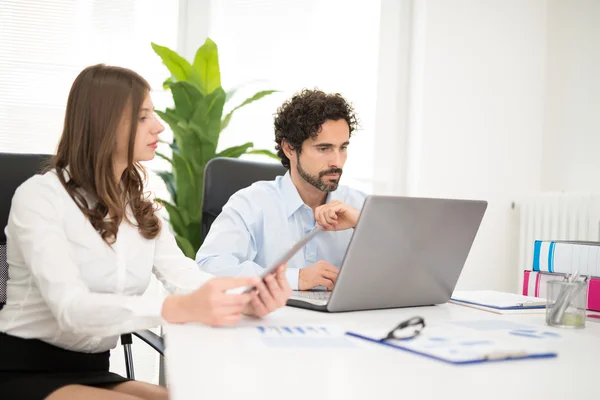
[449,290,547,314]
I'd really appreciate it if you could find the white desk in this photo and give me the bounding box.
[165,304,600,400]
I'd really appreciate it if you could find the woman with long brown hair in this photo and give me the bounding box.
[0,64,292,399]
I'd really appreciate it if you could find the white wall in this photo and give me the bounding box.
[178,0,211,60]
[377,0,548,292]
[373,1,413,195]
[207,0,381,194]
[541,0,600,192]
[180,0,598,295]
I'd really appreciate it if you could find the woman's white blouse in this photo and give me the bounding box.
[0,171,212,353]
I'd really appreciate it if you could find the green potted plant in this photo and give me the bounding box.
[151,38,277,258]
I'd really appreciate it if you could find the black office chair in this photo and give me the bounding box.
[201,157,287,238]
[0,152,164,382]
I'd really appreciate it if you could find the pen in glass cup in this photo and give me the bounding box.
[548,275,571,321]
[551,269,580,325]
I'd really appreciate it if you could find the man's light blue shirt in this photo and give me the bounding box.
[195,172,367,289]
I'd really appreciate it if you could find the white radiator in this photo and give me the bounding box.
[518,193,600,284]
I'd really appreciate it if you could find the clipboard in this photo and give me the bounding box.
[345,331,557,365]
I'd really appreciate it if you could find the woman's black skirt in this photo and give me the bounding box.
[0,332,129,399]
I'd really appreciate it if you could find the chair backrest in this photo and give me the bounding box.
[0,153,52,310]
[201,157,286,239]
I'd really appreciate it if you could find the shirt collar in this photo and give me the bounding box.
[280,171,305,218]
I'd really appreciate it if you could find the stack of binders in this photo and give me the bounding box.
[522,240,600,317]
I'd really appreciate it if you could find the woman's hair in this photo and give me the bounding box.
[273,89,358,169]
[51,64,160,244]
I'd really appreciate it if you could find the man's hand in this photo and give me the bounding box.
[243,265,293,318]
[298,261,339,290]
[314,200,360,231]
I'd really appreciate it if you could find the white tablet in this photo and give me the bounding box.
[228,226,324,294]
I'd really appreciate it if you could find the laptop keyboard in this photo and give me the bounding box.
[292,291,331,301]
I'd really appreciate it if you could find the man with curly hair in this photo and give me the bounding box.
[196,89,366,291]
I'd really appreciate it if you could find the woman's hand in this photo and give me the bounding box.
[162,276,260,327]
[243,265,293,318]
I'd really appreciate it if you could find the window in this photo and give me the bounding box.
[209,0,381,193]
[0,0,178,166]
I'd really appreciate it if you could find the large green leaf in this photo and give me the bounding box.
[162,77,173,90]
[151,42,203,89]
[215,142,254,158]
[156,113,187,156]
[156,199,187,238]
[221,90,278,132]
[156,109,199,155]
[192,38,221,95]
[171,152,204,224]
[187,120,216,148]
[168,81,204,120]
[184,220,203,255]
[155,109,179,132]
[175,234,196,259]
[246,149,279,160]
[172,152,195,208]
[156,171,177,204]
[182,129,211,174]
[151,43,193,82]
[190,87,226,149]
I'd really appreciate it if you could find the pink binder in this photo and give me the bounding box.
[522,270,600,312]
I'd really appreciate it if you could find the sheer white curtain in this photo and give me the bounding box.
[0,0,180,384]
[209,0,382,193]
[0,0,177,155]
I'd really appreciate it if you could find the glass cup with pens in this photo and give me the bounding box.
[545,274,588,329]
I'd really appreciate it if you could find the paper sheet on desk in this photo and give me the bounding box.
[256,325,358,349]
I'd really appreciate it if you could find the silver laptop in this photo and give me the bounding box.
[287,195,488,312]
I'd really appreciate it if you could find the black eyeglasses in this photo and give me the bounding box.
[381,316,425,341]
